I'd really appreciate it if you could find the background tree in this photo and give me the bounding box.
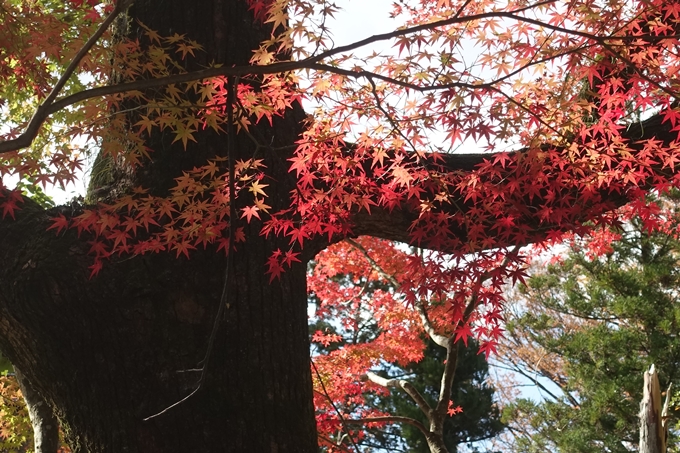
[494,193,680,453]
[0,0,679,451]
[365,339,504,453]
[0,352,67,453]
[308,238,504,452]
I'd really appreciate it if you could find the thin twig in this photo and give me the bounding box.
[143,76,238,421]
[312,360,361,453]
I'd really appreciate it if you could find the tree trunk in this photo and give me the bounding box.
[0,1,320,452]
[639,365,669,453]
[0,196,320,452]
[14,368,59,453]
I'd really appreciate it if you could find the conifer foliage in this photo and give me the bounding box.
[496,193,680,453]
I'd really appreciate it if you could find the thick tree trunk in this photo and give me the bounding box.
[0,1,320,452]
[0,197,318,452]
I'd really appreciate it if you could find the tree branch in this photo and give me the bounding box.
[1,0,672,155]
[352,111,677,247]
[0,0,131,154]
[364,371,433,418]
[341,416,429,438]
[433,339,458,431]
[414,302,451,348]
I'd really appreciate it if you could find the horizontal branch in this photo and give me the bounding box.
[364,371,432,418]
[351,111,678,247]
[341,416,429,437]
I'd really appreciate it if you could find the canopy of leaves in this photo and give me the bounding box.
[0,0,678,349]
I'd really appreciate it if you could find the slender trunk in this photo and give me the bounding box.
[14,368,59,453]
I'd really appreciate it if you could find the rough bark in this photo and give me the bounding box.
[0,195,319,452]
[0,1,319,452]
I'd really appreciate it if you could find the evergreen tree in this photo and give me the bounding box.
[367,339,504,453]
[497,196,680,453]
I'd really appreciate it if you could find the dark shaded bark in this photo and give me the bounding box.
[0,1,319,452]
[0,1,678,453]
[0,196,318,452]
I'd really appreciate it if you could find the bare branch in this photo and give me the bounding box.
[433,340,458,428]
[414,302,451,348]
[364,371,432,419]
[341,416,429,437]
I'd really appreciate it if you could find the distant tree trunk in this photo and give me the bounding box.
[14,369,59,453]
[639,365,669,453]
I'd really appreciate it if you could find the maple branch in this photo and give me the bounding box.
[433,339,458,431]
[495,356,568,404]
[599,41,680,98]
[306,41,597,95]
[0,0,670,155]
[364,371,432,418]
[340,416,429,437]
[344,238,452,347]
[414,302,451,349]
[344,238,399,287]
[460,247,520,323]
[343,238,453,348]
[0,0,130,154]
[314,362,361,453]
[318,435,353,453]
[366,76,419,153]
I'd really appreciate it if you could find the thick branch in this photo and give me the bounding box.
[352,112,678,246]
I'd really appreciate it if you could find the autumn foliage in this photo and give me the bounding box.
[1,0,680,450]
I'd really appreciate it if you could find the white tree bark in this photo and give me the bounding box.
[639,364,669,453]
